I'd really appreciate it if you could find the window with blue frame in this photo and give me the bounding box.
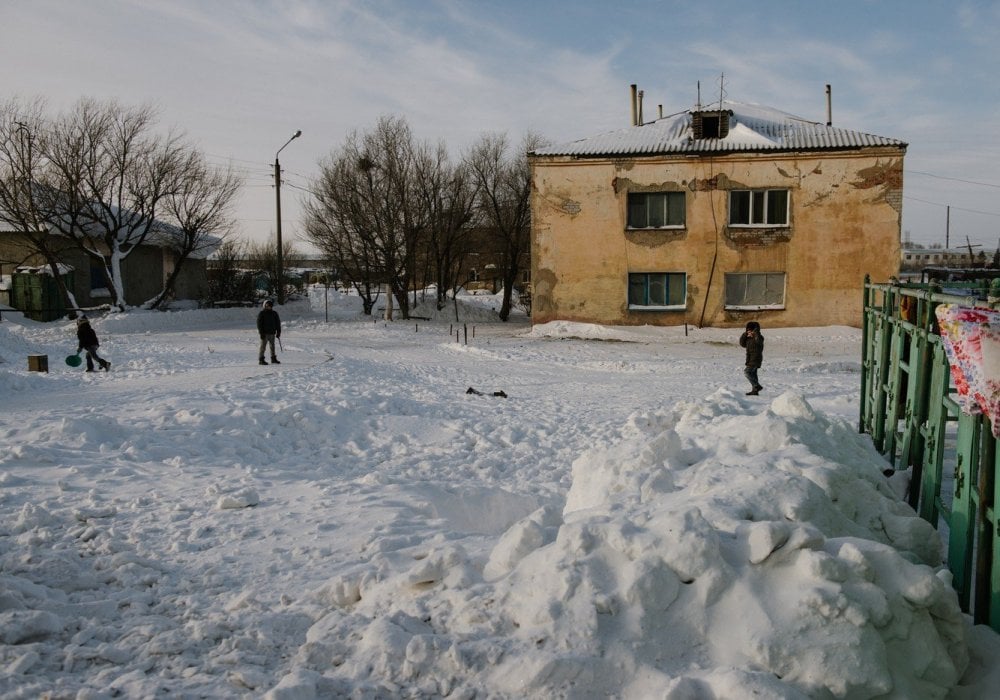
[628,272,686,309]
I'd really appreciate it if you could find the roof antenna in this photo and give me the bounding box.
[717,73,726,110]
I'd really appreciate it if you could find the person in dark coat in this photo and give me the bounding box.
[739,321,764,395]
[76,316,110,372]
[256,299,281,365]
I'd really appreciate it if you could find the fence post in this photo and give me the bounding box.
[975,428,996,625]
[918,343,951,521]
[950,413,980,611]
[860,276,872,433]
[987,430,1000,630]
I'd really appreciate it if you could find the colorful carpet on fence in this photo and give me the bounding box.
[934,304,1000,438]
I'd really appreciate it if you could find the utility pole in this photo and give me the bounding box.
[945,205,950,250]
[274,130,302,305]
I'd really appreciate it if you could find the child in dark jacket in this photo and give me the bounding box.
[76,317,110,372]
[739,321,763,395]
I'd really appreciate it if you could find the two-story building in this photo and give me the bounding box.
[528,96,906,328]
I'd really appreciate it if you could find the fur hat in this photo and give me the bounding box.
[262,299,274,308]
[76,316,89,326]
[745,321,760,332]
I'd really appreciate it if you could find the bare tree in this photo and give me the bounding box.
[413,143,478,313]
[246,238,297,301]
[465,131,546,320]
[207,238,255,305]
[41,99,188,310]
[303,182,383,315]
[304,116,431,320]
[146,152,242,308]
[0,97,82,314]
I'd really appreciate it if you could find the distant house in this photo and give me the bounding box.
[900,246,991,272]
[0,218,216,316]
[528,94,907,328]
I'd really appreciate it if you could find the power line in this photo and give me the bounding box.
[204,152,271,169]
[905,170,1000,190]
[284,182,320,197]
[903,195,1000,219]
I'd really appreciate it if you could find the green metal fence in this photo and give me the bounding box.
[860,276,999,631]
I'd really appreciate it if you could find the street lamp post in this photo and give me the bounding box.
[274,129,302,305]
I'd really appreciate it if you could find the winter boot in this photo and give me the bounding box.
[259,357,268,365]
[270,357,280,364]
[101,360,110,371]
[746,389,759,395]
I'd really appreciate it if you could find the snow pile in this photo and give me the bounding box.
[270,389,965,698]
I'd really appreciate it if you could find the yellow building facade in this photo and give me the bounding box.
[529,101,906,328]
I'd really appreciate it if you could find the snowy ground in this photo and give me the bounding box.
[1,289,999,699]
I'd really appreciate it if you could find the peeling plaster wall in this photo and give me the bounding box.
[529,148,903,328]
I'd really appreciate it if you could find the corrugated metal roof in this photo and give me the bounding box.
[532,99,906,157]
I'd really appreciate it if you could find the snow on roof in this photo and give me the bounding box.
[144,220,222,259]
[532,99,907,158]
[1,206,221,259]
[14,263,74,275]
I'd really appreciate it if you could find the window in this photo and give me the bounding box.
[692,110,731,139]
[724,272,786,309]
[729,189,789,226]
[628,192,685,228]
[628,272,686,309]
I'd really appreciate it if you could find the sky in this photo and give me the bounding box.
[3,0,1000,256]
[2,290,999,696]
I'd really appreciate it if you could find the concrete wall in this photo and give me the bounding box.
[530,148,904,328]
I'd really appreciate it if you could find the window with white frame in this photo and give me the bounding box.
[724,272,786,309]
[627,192,686,228]
[628,272,686,309]
[729,189,789,226]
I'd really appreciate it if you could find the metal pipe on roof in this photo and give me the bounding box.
[826,84,832,126]
[630,84,638,126]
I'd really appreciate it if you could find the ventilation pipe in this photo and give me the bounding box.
[826,84,832,126]
[658,104,663,119]
[630,84,638,126]
[637,90,644,125]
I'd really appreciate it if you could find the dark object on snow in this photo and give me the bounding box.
[257,300,281,364]
[466,387,508,398]
[76,317,110,372]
